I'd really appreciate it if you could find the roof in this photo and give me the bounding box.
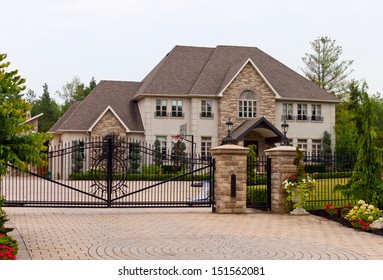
[231,117,284,141]
[134,45,339,102]
[48,81,144,133]
[49,45,339,134]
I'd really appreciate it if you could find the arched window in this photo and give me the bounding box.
[238,90,257,118]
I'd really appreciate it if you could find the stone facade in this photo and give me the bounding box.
[218,62,276,142]
[210,144,249,214]
[91,110,127,139]
[264,146,298,214]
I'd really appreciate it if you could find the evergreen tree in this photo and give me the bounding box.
[301,36,353,95]
[346,88,383,208]
[321,131,332,156]
[31,83,61,132]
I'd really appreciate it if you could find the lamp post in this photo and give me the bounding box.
[280,117,290,146]
[222,118,235,145]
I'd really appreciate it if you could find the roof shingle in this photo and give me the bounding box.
[49,81,144,133]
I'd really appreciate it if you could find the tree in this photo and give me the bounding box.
[334,107,358,157]
[31,83,61,132]
[301,36,354,95]
[345,88,383,208]
[0,53,49,178]
[321,131,332,156]
[58,76,97,113]
[153,139,163,166]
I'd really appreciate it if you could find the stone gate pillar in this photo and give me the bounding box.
[264,146,298,214]
[210,144,249,214]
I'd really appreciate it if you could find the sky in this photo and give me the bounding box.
[1,0,382,103]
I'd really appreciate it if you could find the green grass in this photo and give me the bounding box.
[305,177,357,210]
[246,176,357,210]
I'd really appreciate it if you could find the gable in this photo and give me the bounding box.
[48,81,145,133]
[89,106,129,132]
[217,58,281,98]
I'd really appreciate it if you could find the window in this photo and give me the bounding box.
[171,100,183,117]
[311,104,322,121]
[155,99,167,117]
[156,136,167,159]
[297,104,308,120]
[201,137,212,159]
[238,90,257,118]
[200,100,213,118]
[312,140,322,157]
[297,139,307,150]
[282,103,293,120]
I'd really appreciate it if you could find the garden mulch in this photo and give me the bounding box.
[309,209,383,237]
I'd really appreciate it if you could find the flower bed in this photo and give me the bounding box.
[309,201,383,237]
[0,197,18,260]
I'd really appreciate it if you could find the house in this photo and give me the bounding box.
[48,45,339,157]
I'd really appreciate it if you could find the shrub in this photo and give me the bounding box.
[140,164,161,174]
[0,197,17,260]
[0,235,18,257]
[247,187,267,206]
[305,164,326,173]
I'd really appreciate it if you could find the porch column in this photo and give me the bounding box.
[210,144,249,214]
[264,146,297,214]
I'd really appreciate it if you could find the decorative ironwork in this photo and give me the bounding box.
[89,137,129,199]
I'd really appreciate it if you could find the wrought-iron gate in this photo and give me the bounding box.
[1,137,214,209]
[246,157,271,211]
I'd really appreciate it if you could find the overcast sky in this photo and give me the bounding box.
[2,0,382,102]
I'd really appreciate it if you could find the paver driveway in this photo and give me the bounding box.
[6,207,383,260]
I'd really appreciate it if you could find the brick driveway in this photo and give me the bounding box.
[6,207,383,260]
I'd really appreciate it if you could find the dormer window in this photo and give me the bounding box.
[238,90,257,118]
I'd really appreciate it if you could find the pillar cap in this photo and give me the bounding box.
[210,144,249,155]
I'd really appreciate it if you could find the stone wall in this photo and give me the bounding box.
[218,62,276,141]
[91,110,126,138]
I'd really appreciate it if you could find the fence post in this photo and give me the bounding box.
[209,144,249,214]
[106,136,113,207]
[265,146,298,214]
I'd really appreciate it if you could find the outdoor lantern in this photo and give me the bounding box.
[281,118,290,146]
[222,118,235,145]
[226,118,233,134]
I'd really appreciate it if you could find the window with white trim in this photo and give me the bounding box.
[282,103,293,120]
[200,100,213,118]
[311,104,322,121]
[155,99,167,117]
[201,137,212,159]
[297,139,307,151]
[156,136,167,159]
[312,139,322,157]
[238,90,257,118]
[297,104,308,120]
[171,100,183,117]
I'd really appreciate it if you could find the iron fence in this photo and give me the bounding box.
[1,137,214,208]
[303,154,357,210]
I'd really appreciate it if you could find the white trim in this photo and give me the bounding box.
[276,97,340,103]
[24,113,44,123]
[218,58,282,99]
[88,106,130,132]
